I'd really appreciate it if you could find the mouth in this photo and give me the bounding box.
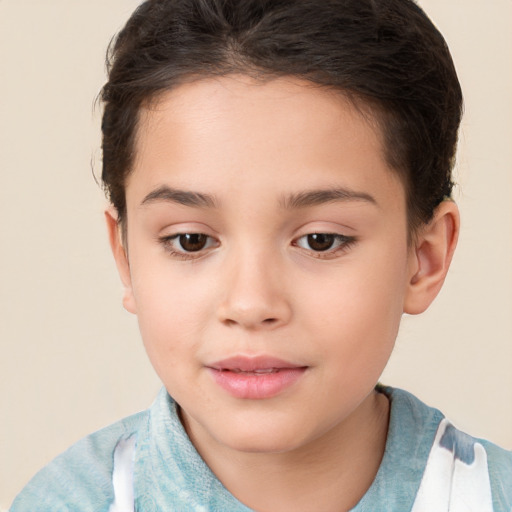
[206,356,308,399]
[223,368,282,374]
[208,355,306,372]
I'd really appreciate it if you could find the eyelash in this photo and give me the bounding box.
[158,233,219,260]
[158,232,357,260]
[293,233,357,259]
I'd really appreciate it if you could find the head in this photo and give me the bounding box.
[101,0,461,457]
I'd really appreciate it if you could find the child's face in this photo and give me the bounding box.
[115,76,417,454]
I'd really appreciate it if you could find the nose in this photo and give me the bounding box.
[217,248,292,330]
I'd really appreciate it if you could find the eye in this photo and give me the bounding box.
[159,233,219,257]
[294,233,356,255]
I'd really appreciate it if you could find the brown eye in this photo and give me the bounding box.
[178,233,208,252]
[294,232,356,256]
[306,233,335,251]
[160,232,219,259]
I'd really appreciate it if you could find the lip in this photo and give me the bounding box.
[206,355,308,399]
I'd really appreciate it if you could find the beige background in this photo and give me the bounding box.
[1,0,511,507]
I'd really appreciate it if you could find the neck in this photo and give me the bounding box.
[183,389,389,512]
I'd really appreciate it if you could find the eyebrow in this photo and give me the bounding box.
[140,185,377,210]
[140,185,217,209]
[281,188,378,209]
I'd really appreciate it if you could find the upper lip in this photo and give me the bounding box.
[207,355,307,372]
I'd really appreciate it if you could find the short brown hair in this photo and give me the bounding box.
[101,0,463,231]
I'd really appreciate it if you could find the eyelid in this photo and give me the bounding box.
[158,232,220,260]
[292,232,357,259]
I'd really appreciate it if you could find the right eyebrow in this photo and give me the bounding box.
[281,187,378,210]
[140,185,217,209]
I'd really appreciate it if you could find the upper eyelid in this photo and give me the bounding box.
[293,233,355,245]
[292,230,355,242]
[157,229,356,249]
[160,232,218,244]
[293,234,357,259]
[158,233,219,259]
[158,225,219,242]
[292,219,357,235]
[158,230,354,242]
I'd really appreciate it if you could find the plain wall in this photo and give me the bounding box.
[1,0,511,507]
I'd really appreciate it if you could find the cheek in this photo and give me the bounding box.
[300,247,408,360]
[129,262,214,370]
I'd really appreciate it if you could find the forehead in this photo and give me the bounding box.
[135,75,380,155]
[128,75,403,209]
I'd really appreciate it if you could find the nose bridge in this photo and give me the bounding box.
[217,241,291,329]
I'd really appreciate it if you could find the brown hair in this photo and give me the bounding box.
[101,0,463,231]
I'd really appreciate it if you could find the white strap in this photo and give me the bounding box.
[109,435,136,512]
[411,419,493,512]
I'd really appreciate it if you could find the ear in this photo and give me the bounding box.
[105,208,137,314]
[404,200,460,315]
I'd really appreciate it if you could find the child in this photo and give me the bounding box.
[10,0,512,510]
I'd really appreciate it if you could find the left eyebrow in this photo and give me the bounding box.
[280,188,378,209]
[140,185,217,209]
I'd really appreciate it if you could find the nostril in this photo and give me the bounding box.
[222,317,276,328]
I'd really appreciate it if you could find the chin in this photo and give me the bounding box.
[211,417,315,455]
[224,435,303,455]
[181,396,323,456]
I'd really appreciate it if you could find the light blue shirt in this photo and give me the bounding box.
[10,386,512,511]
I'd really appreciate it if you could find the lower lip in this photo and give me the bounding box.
[208,367,307,399]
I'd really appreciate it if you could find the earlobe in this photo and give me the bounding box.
[404,200,460,315]
[105,209,137,314]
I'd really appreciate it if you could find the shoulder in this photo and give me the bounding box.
[413,418,512,511]
[9,410,147,512]
[473,435,512,510]
[383,386,512,511]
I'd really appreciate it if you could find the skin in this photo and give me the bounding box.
[107,75,459,511]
